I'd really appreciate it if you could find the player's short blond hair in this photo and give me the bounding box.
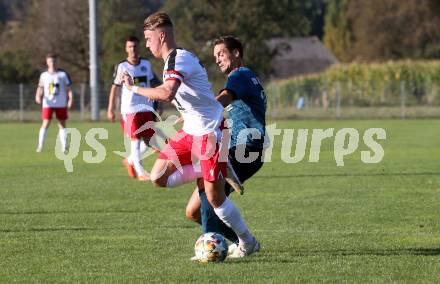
[143,12,173,31]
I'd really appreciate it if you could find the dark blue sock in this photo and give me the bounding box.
[199,190,239,244]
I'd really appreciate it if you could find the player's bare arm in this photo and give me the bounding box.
[67,87,73,109]
[107,84,120,122]
[122,72,180,102]
[35,86,43,104]
[216,89,234,107]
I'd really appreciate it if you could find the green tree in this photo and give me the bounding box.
[346,0,440,61]
[100,22,137,84]
[324,0,440,62]
[0,0,90,82]
[323,0,353,62]
[163,0,311,83]
[99,0,162,83]
[0,0,162,84]
[0,50,39,83]
[300,0,326,39]
[0,0,30,23]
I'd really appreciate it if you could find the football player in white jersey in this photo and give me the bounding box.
[107,36,162,181]
[122,12,260,259]
[35,53,73,153]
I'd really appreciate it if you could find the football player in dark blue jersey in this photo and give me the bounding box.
[186,36,267,258]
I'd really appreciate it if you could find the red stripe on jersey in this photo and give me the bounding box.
[165,70,184,79]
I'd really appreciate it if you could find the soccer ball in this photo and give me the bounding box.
[194,232,228,263]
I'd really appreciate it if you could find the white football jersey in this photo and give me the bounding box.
[38,69,72,108]
[163,49,223,136]
[113,58,158,114]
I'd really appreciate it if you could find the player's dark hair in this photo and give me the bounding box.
[143,12,173,30]
[214,36,244,58]
[45,53,57,59]
[126,36,139,44]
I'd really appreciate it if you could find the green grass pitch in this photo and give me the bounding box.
[1,119,440,282]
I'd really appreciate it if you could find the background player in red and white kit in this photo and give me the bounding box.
[35,53,73,153]
[107,36,161,181]
[122,12,260,259]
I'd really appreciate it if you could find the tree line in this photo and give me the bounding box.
[324,0,440,62]
[0,0,439,85]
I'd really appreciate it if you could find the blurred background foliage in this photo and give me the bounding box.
[0,0,439,89]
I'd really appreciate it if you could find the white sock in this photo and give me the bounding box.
[140,140,148,154]
[58,128,67,151]
[130,139,145,176]
[38,128,48,149]
[127,156,133,164]
[139,140,150,162]
[213,197,254,244]
[166,164,202,187]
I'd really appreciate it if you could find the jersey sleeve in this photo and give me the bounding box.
[63,71,73,86]
[112,63,123,86]
[223,72,248,100]
[163,52,189,83]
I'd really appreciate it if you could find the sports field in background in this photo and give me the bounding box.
[1,119,440,282]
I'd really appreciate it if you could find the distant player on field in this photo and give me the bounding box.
[107,36,162,181]
[122,12,260,258]
[185,36,267,255]
[35,53,73,153]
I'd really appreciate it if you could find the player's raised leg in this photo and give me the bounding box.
[150,130,203,188]
[149,158,179,187]
[165,164,202,188]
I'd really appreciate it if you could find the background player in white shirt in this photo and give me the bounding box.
[107,36,161,181]
[35,53,73,153]
[122,12,260,259]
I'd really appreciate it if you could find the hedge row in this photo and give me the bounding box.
[269,61,440,107]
